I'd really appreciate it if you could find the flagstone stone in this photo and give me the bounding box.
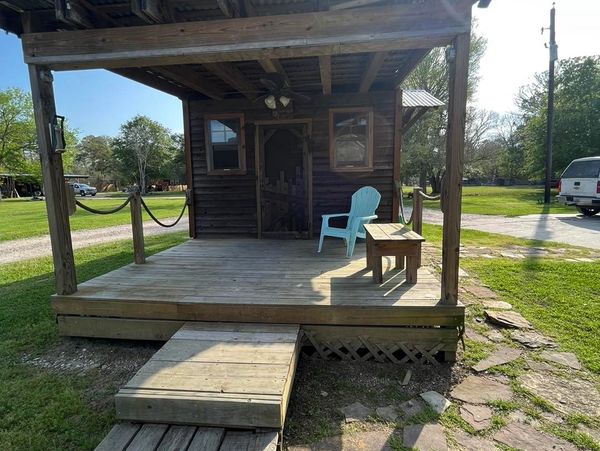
[398,398,425,419]
[481,300,512,310]
[520,372,600,416]
[524,358,556,372]
[452,430,497,451]
[472,347,522,372]
[465,329,490,343]
[420,391,451,414]
[485,310,532,329]
[483,329,504,343]
[403,424,448,451]
[450,375,512,404]
[500,251,525,259]
[340,402,372,423]
[459,404,492,431]
[465,286,498,299]
[493,421,577,450]
[510,330,557,349]
[539,351,581,370]
[375,405,398,422]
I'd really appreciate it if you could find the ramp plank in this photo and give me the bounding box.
[126,424,168,451]
[156,425,196,451]
[95,423,140,451]
[187,427,225,451]
[116,322,300,429]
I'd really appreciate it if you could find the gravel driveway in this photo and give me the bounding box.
[421,208,600,249]
[0,217,189,265]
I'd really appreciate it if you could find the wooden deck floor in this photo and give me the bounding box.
[95,423,278,451]
[53,238,463,339]
[115,322,300,429]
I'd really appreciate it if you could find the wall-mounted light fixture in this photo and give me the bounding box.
[50,115,66,153]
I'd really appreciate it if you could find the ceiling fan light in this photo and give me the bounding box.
[264,95,277,110]
[279,95,291,108]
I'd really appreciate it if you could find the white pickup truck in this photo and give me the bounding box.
[557,156,600,217]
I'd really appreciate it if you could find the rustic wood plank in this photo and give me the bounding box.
[219,431,278,451]
[187,427,224,451]
[182,99,195,238]
[95,423,141,451]
[156,425,196,451]
[204,63,257,99]
[359,51,387,93]
[28,65,77,295]
[129,191,145,264]
[57,316,183,340]
[22,2,472,69]
[441,31,470,305]
[126,424,168,451]
[392,87,403,221]
[153,66,223,100]
[318,55,332,95]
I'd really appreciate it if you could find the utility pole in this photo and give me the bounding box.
[543,3,557,203]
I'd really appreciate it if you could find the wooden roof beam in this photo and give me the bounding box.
[358,51,387,93]
[55,0,96,29]
[22,1,473,70]
[111,67,191,98]
[203,62,257,99]
[318,55,332,95]
[151,66,224,99]
[330,0,384,11]
[393,49,430,87]
[258,58,290,84]
[131,0,174,24]
[217,0,241,18]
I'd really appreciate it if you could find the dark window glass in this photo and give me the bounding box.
[562,161,600,178]
[207,118,241,171]
[331,111,371,168]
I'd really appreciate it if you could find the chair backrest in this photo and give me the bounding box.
[347,186,381,229]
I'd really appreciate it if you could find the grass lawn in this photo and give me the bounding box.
[462,258,600,374]
[419,185,573,216]
[0,232,188,450]
[0,197,188,242]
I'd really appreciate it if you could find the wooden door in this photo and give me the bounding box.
[255,121,312,238]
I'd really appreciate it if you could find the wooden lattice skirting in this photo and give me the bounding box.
[299,326,460,366]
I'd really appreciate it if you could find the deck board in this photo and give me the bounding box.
[52,239,464,333]
[115,322,300,429]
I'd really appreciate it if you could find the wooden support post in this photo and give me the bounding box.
[130,191,145,264]
[412,186,423,268]
[392,87,403,222]
[441,32,470,305]
[28,65,77,295]
[182,99,196,238]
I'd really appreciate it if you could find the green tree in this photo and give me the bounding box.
[75,135,116,186]
[401,28,487,192]
[518,56,600,179]
[112,115,175,193]
[0,88,36,175]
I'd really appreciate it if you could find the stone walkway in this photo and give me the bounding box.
[0,217,189,264]
[289,245,600,451]
[421,208,600,249]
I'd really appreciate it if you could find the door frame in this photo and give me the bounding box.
[254,118,313,239]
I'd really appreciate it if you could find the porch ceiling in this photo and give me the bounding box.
[1,0,488,99]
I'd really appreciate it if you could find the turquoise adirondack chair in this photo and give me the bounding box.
[317,186,381,257]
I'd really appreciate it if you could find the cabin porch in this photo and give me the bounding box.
[53,238,463,363]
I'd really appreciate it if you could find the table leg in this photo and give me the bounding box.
[395,255,405,270]
[406,255,417,284]
[366,234,373,269]
[373,256,383,284]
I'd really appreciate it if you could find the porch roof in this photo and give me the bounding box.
[1,0,489,100]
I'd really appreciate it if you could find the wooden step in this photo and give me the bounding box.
[95,422,278,451]
[115,322,300,429]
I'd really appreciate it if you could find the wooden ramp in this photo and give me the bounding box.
[95,423,278,451]
[115,322,300,429]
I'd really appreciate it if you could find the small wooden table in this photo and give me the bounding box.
[364,223,425,284]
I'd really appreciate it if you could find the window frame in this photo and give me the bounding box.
[204,113,246,175]
[329,107,374,172]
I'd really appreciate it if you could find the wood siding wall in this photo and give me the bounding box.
[189,92,396,236]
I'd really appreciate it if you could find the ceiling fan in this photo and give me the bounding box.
[254,73,310,113]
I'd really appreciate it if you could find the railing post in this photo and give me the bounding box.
[412,186,423,268]
[130,191,145,264]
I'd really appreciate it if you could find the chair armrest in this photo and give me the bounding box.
[349,215,378,231]
[321,213,349,227]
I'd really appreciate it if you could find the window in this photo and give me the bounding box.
[205,114,246,174]
[562,160,600,179]
[329,108,373,171]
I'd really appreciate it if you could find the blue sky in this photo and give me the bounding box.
[0,33,183,137]
[1,0,598,138]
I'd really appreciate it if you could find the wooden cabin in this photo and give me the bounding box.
[1,0,491,447]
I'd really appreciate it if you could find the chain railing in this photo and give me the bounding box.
[68,186,191,265]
